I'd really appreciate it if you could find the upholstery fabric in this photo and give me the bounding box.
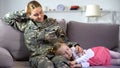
[0,19,30,60]
[0,47,13,67]
[57,19,67,33]
[67,21,119,51]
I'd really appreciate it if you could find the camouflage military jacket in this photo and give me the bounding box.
[2,10,78,57]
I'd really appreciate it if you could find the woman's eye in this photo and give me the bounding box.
[34,14,39,16]
[62,53,66,55]
[67,48,70,51]
[39,11,43,14]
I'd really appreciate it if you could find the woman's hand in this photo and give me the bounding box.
[75,45,85,56]
[70,64,82,68]
[69,61,76,68]
[69,61,82,68]
[13,10,29,22]
[70,61,76,66]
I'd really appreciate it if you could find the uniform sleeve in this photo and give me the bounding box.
[24,29,39,53]
[2,10,28,31]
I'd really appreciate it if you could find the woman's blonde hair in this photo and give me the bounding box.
[26,0,42,15]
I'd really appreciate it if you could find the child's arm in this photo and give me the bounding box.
[75,45,85,55]
[81,62,90,67]
[75,49,94,63]
[71,47,85,59]
[70,60,90,68]
[70,63,82,68]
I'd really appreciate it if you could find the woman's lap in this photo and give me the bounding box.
[29,55,54,68]
[52,55,70,68]
[29,55,70,68]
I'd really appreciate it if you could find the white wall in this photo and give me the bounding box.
[0,0,120,22]
[39,0,120,11]
[0,0,29,17]
[0,0,120,14]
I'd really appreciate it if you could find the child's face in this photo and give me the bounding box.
[57,43,73,60]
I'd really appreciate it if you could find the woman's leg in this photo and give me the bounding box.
[29,55,54,68]
[52,55,70,68]
[109,50,120,65]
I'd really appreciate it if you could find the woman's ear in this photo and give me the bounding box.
[25,6,27,13]
[44,15,48,20]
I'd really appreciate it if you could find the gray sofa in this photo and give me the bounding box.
[0,18,120,68]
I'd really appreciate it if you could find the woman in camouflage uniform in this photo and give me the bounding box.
[2,1,83,68]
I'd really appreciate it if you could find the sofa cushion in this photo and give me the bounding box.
[0,47,13,67]
[57,19,67,33]
[0,19,30,61]
[67,21,119,51]
[13,61,30,68]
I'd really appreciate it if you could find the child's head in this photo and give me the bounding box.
[52,42,73,60]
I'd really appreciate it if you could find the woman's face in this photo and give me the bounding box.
[57,43,73,60]
[29,7,44,22]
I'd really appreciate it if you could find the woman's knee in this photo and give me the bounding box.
[52,56,70,68]
[30,56,54,68]
[37,57,54,68]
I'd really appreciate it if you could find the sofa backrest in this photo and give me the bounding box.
[0,19,66,61]
[0,19,30,61]
[67,21,119,51]
[57,19,67,33]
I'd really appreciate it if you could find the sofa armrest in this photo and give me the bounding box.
[0,47,13,67]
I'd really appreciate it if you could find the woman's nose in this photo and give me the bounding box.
[38,15,41,18]
[66,50,70,55]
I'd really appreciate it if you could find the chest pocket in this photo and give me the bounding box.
[44,26,59,43]
[28,26,46,44]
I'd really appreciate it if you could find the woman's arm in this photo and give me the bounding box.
[2,10,28,31]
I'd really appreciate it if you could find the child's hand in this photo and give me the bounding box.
[71,64,82,68]
[70,61,77,65]
[69,61,77,68]
[75,45,85,55]
[69,61,82,68]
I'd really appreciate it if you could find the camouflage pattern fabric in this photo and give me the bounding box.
[29,55,70,68]
[29,55,54,68]
[52,56,70,68]
[2,10,78,68]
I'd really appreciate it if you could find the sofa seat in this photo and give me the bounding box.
[13,61,30,68]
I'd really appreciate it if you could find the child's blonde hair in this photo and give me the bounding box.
[47,38,66,55]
